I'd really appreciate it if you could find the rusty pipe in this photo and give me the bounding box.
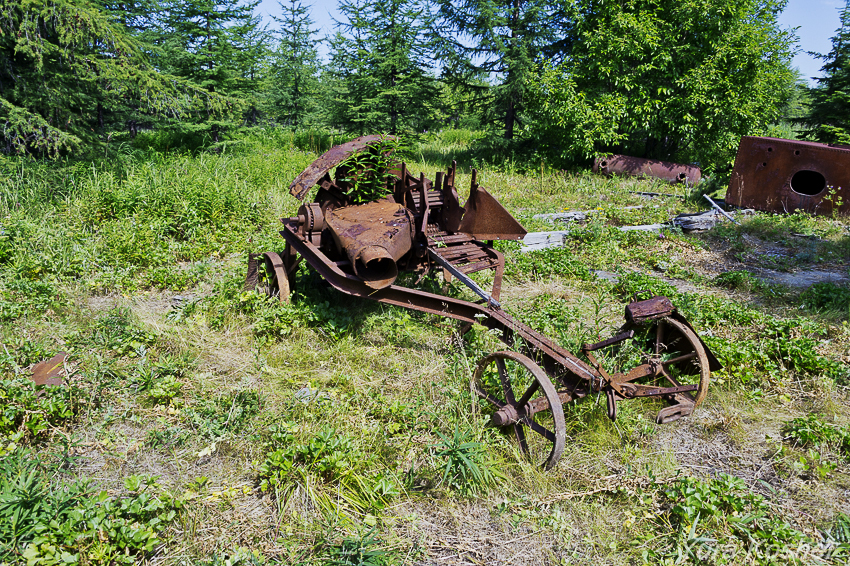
[352,245,399,289]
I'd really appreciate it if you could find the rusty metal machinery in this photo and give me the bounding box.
[592,154,702,186]
[725,136,850,216]
[249,136,720,470]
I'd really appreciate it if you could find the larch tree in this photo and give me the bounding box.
[156,0,267,141]
[270,0,321,128]
[434,0,566,139]
[0,0,227,156]
[325,0,438,135]
[803,0,850,145]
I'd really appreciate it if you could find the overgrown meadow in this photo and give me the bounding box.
[1,130,849,565]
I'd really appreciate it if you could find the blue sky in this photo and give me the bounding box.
[778,0,845,84]
[257,0,846,85]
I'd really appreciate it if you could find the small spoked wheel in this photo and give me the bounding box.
[649,317,710,407]
[618,316,710,413]
[258,251,291,303]
[472,351,566,470]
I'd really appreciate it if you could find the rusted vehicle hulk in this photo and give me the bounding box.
[726,136,850,216]
[249,136,720,470]
[593,154,702,185]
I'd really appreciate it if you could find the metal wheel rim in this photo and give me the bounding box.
[472,350,566,470]
[261,251,291,303]
[652,317,710,408]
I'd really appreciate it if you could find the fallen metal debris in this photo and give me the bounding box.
[29,352,68,387]
[593,154,702,185]
[703,195,740,225]
[725,136,850,216]
[250,136,720,470]
[522,223,666,251]
[532,205,646,224]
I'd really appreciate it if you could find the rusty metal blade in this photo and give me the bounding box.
[289,135,390,200]
[458,186,526,240]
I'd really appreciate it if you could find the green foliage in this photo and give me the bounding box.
[525,0,796,172]
[0,377,79,443]
[184,389,261,439]
[0,0,228,156]
[0,449,181,564]
[434,0,565,139]
[325,0,439,135]
[713,270,783,300]
[800,282,850,313]
[646,474,817,564]
[802,3,850,144]
[258,425,399,517]
[268,0,321,128]
[782,414,850,458]
[506,246,593,282]
[0,276,63,322]
[336,136,400,203]
[326,528,390,566]
[89,307,158,358]
[153,0,266,142]
[431,427,499,496]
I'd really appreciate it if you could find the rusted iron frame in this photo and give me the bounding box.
[281,221,696,412]
[282,221,596,386]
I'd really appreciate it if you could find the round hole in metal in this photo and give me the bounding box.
[790,170,827,196]
[767,147,773,152]
[795,150,801,156]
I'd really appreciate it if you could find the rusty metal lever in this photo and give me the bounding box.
[582,330,634,352]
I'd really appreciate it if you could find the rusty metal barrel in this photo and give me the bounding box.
[593,154,701,185]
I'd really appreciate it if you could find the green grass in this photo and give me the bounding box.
[0,129,849,563]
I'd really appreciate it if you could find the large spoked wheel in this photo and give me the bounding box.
[258,251,291,303]
[472,351,566,470]
[628,317,710,408]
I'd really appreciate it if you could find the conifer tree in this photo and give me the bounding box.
[157,0,268,141]
[270,0,321,128]
[0,0,227,155]
[434,0,564,139]
[325,0,438,135]
[803,0,850,145]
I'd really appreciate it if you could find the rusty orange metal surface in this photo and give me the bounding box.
[289,135,386,200]
[29,352,67,387]
[593,154,701,185]
[725,136,850,215]
[326,201,413,289]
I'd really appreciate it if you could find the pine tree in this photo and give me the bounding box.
[325,0,439,135]
[0,0,227,156]
[270,0,321,128]
[434,0,565,139]
[803,1,850,145]
[157,0,268,141]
